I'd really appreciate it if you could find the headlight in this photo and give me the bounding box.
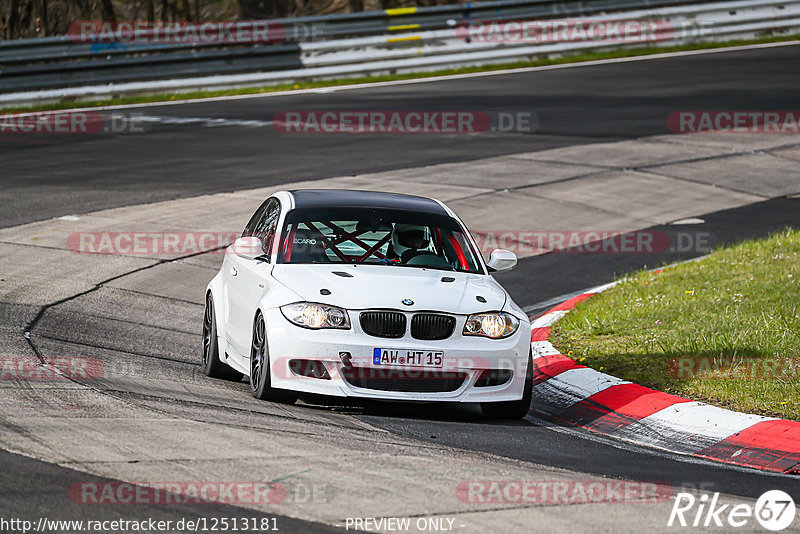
[280,302,350,330]
[463,312,519,339]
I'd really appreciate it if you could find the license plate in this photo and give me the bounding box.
[373,348,443,368]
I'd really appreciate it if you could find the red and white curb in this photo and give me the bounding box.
[529,283,800,475]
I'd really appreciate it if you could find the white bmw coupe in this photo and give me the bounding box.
[203,189,532,419]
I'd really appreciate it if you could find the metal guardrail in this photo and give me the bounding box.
[0,0,798,102]
[0,0,714,53]
[301,0,800,66]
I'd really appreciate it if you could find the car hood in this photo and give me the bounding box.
[271,264,507,315]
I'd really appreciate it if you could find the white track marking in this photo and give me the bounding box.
[531,310,567,328]
[531,367,630,411]
[531,341,561,358]
[615,402,775,453]
[135,115,274,128]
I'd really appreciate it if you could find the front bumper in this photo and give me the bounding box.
[263,308,530,402]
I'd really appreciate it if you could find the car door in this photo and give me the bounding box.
[225,198,281,360]
[223,200,267,359]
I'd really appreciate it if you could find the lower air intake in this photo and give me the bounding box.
[341,367,466,393]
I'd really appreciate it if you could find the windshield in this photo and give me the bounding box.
[278,207,484,274]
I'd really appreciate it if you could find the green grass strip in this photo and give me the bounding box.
[552,228,800,421]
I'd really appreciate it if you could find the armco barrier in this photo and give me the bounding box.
[1,0,799,103]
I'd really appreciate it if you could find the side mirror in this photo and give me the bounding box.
[232,236,264,259]
[486,249,517,273]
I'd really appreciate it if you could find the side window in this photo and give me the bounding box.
[252,198,281,257]
[242,200,269,238]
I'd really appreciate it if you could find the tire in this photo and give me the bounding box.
[480,349,533,420]
[250,312,298,404]
[201,293,244,381]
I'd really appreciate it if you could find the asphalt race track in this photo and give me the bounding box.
[2,43,800,532]
[3,43,800,228]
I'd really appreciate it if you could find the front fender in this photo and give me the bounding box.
[258,276,307,313]
[206,270,228,355]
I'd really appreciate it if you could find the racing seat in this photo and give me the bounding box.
[392,224,433,263]
[289,229,330,263]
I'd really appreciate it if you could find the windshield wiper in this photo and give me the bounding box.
[394,263,455,272]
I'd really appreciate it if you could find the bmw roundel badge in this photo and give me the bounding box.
[402,299,414,306]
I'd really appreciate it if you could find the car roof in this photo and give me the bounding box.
[288,189,448,215]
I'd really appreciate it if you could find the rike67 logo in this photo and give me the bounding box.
[669,490,796,531]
